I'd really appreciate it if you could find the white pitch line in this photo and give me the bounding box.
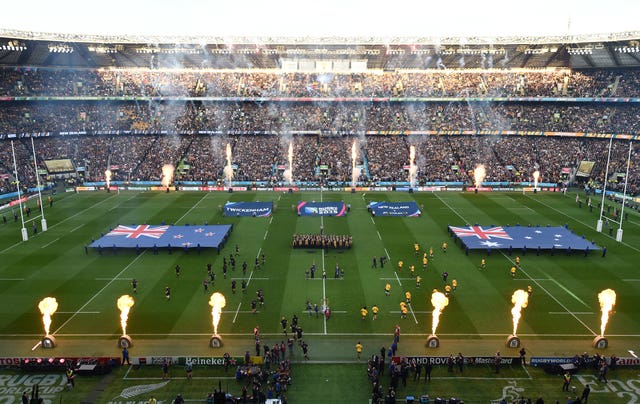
[394,271,402,286]
[380,277,416,281]
[175,192,209,224]
[50,251,147,335]
[370,216,376,225]
[95,277,132,281]
[549,312,594,315]
[246,270,254,287]
[41,238,60,248]
[384,248,391,260]
[322,249,327,335]
[56,311,101,314]
[231,277,269,281]
[269,216,273,224]
[232,302,242,323]
[513,278,551,281]
[377,231,382,240]
[408,303,419,324]
[263,230,268,240]
[70,224,84,232]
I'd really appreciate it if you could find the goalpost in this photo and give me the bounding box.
[596,136,632,242]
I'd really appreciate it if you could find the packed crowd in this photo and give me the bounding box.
[0,67,638,98]
[1,131,638,196]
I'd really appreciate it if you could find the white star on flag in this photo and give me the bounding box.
[554,244,563,247]
[534,230,542,234]
[174,234,184,239]
[194,228,204,233]
[554,234,562,238]
[525,236,532,240]
[480,241,502,247]
[182,242,192,247]
[205,232,214,237]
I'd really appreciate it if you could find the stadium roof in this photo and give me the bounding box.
[0,0,638,69]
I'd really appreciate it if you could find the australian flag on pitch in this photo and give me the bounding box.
[448,225,599,251]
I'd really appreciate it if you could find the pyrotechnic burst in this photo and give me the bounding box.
[161,164,174,188]
[104,169,112,188]
[209,292,226,335]
[117,295,135,336]
[510,289,529,336]
[474,165,486,189]
[351,141,361,188]
[38,297,58,336]
[408,145,418,188]
[283,141,293,184]
[598,289,616,337]
[223,143,234,184]
[430,291,449,335]
[533,170,540,189]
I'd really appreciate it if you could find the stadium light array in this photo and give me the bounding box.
[47,43,73,53]
[1,40,26,51]
[567,47,593,55]
[615,46,640,53]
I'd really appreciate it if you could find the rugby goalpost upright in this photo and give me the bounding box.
[10,140,28,241]
[596,136,632,242]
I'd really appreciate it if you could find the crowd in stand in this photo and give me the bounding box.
[0,65,639,196]
[0,67,637,98]
[1,131,638,197]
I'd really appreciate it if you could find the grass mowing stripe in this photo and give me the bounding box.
[174,192,209,224]
[41,237,60,248]
[51,250,148,335]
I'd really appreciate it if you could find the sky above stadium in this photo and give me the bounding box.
[1,0,638,38]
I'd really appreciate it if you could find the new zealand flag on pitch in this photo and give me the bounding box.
[89,224,233,249]
[448,225,599,251]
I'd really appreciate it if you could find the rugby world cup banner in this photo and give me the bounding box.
[369,201,421,217]
[224,202,272,217]
[297,201,347,216]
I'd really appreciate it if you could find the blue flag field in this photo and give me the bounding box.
[89,224,233,249]
[447,225,600,252]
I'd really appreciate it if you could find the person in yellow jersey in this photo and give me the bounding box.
[444,284,452,296]
[452,279,458,292]
[510,266,517,278]
[416,275,421,288]
[527,285,532,296]
[480,258,486,270]
[429,247,434,258]
[515,256,521,266]
[405,291,412,304]
[385,283,391,296]
[400,302,408,319]
[372,304,379,320]
[355,341,363,360]
[414,243,420,256]
[360,306,368,320]
[410,264,415,277]
[398,260,403,271]
[441,242,447,254]
[422,255,428,269]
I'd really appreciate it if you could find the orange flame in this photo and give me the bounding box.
[224,143,234,183]
[351,141,360,187]
[533,170,540,189]
[161,164,174,188]
[598,289,616,337]
[38,297,58,335]
[117,295,135,336]
[283,141,294,184]
[511,289,529,336]
[408,145,417,187]
[474,165,486,189]
[104,169,112,188]
[430,291,449,335]
[209,292,226,335]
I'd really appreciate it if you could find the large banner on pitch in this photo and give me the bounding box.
[369,201,421,217]
[224,202,272,217]
[297,201,347,216]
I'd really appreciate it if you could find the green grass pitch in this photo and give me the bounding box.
[0,189,639,402]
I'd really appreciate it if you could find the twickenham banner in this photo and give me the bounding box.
[297,201,347,216]
[369,201,421,217]
[224,202,273,217]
